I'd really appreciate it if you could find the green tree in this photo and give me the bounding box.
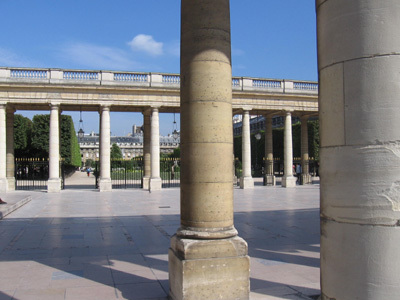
[31,114,50,158]
[23,114,81,167]
[60,115,81,167]
[14,114,32,157]
[111,143,123,159]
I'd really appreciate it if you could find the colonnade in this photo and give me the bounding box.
[0,102,315,193]
[238,109,314,189]
[0,104,166,193]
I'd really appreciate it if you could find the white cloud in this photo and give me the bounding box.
[128,34,163,56]
[0,47,35,67]
[60,42,140,70]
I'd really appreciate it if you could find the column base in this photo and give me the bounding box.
[240,176,254,189]
[0,178,8,192]
[142,176,150,190]
[300,173,312,185]
[6,177,15,191]
[47,178,61,193]
[282,176,296,188]
[169,235,250,300]
[264,175,276,186]
[149,177,162,191]
[99,178,112,192]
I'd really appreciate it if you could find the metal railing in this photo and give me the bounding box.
[15,158,49,190]
[161,158,180,188]
[111,158,143,189]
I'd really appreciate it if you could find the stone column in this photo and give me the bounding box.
[47,104,61,193]
[169,1,250,299]
[240,109,254,189]
[300,115,311,185]
[264,115,275,186]
[318,1,400,299]
[0,104,7,192]
[149,107,161,191]
[142,110,151,190]
[281,111,296,187]
[6,107,15,191]
[99,105,112,191]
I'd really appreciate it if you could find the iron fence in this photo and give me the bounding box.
[111,158,143,189]
[161,158,180,188]
[15,159,49,190]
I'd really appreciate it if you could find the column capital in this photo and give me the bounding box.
[241,106,253,112]
[49,103,60,110]
[100,104,111,111]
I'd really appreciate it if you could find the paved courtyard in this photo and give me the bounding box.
[0,181,320,300]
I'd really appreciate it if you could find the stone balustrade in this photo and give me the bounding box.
[0,67,317,95]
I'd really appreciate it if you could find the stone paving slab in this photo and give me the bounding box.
[0,185,321,300]
[0,192,33,220]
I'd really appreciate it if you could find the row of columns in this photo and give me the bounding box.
[0,104,164,193]
[239,109,313,189]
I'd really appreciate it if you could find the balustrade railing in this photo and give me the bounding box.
[162,74,180,84]
[0,67,318,94]
[253,79,282,89]
[293,81,318,91]
[11,69,48,79]
[114,72,148,82]
[63,71,99,80]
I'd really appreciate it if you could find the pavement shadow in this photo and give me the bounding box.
[0,207,320,299]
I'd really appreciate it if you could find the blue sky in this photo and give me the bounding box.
[0,0,317,136]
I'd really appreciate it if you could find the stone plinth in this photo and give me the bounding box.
[264,174,276,186]
[47,178,61,193]
[169,235,250,300]
[149,177,162,191]
[282,176,296,188]
[99,178,112,192]
[240,176,254,189]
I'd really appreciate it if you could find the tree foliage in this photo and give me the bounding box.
[111,143,123,160]
[14,114,32,157]
[15,114,81,167]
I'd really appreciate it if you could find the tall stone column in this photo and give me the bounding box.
[149,107,161,191]
[300,115,311,185]
[240,109,254,189]
[142,110,151,190]
[264,115,275,186]
[6,107,15,191]
[0,104,7,192]
[169,1,249,299]
[318,1,400,299]
[47,104,61,193]
[281,111,296,187]
[99,105,112,191]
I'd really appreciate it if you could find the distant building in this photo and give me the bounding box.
[78,125,180,162]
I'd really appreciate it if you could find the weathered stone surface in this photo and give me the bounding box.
[169,236,250,300]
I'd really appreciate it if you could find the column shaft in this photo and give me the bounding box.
[99,105,112,191]
[142,110,151,190]
[264,115,275,185]
[318,1,400,299]
[149,107,161,191]
[48,104,61,193]
[282,111,296,187]
[240,110,254,189]
[169,1,249,299]
[0,105,7,192]
[300,116,311,184]
[6,107,15,190]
